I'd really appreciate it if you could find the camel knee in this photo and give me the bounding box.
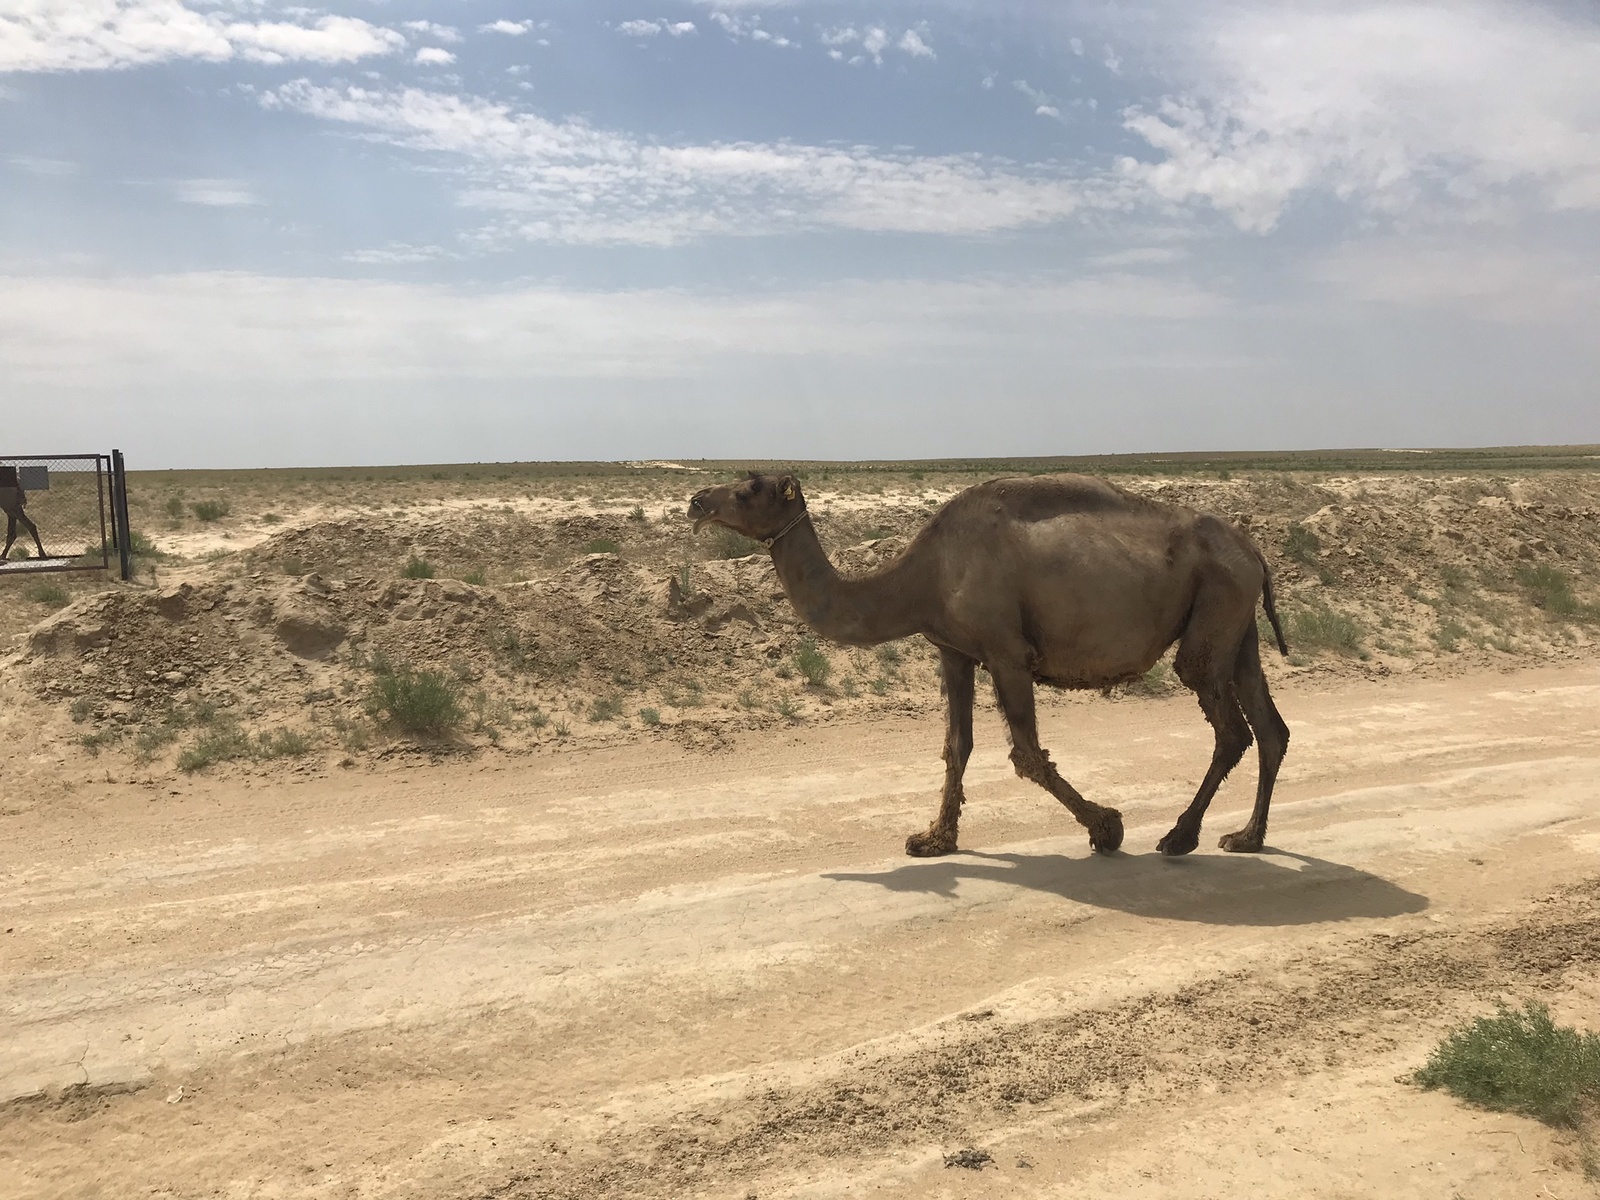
[1009,743,1051,785]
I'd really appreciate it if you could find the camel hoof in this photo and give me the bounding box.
[1089,809,1124,855]
[905,829,958,857]
[1157,827,1199,857]
[1218,829,1264,853]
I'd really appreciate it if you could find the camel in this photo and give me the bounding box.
[0,466,49,562]
[688,473,1290,858]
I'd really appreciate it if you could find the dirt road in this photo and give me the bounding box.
[6,662,1600,1198]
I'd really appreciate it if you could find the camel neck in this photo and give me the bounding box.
[768,515,925,646]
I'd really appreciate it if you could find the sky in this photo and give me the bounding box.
[1,0,1597,468]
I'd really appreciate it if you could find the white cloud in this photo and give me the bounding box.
[1119,2,1600,233]
[402,21,461,44]
[1311,238,1600,325]
[261,81,1099,245]
[709,12,794,47]
[860,26,887,64]
[1070,37,1083,56]
[414,47,455,66]
[479,20,533,37]
[667,22,696,36]
[8,155,76,175]
[615,20,664,37]
[175,178,261,207]
[0,272,1228,387]
[898,28,933,59]
[1091,246,1186,268]
[1013,78,1064,121]
[0,2,405,72]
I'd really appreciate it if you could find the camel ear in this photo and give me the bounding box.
[780,476,798,502]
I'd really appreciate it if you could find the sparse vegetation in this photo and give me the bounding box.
[1285,601,1363,656]
[628,504,647,523]
[1414,1001,1600,1133]
[24,580,69,608]
[1284,523,1322,566]
[639,707,661,727]
[794,637,832,687]
[190,499,231,522]
[775,694,802,720]
[588,694,624,723]
[1517,564,1598,620]
[401,555,436,579]
[462,568,487,586]
[365,657,464,736]
[585,538,620,555]
[714,527,762,559]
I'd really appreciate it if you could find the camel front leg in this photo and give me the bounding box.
[1,514,16,561]
[20,511,46,559]
[989,662,1123,854]
[906,648,976,857]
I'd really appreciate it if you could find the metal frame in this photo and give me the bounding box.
[0,451,126,578]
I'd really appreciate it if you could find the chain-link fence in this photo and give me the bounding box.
[0,454,115,576]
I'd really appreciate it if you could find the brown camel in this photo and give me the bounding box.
[0,466,49,562]
[688,473,1290,858]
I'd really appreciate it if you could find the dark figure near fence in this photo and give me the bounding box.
[0,465,49,561]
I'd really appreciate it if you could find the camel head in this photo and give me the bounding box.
[687,472,808,545]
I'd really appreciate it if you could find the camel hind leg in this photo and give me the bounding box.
[1,513,15,560]
[989,661,1123,854]
[1218,624,1289,852]
[1157,600,1255,857]
[906,647,976,857]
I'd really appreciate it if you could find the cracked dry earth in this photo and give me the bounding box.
[5,662,1600,1198]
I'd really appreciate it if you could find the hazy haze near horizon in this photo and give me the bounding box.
[2,0,1597,469]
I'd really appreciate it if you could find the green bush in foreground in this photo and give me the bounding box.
[25,580,69,608]
[1414,1001,1600,1129]
[365,660,463,735]
[401,556,436,579]
[190,499,231,522]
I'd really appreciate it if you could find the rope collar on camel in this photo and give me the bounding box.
[762,509,811,549]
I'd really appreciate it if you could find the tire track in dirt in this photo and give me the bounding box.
[480,878,1600,1200]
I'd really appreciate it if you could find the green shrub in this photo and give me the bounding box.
[1435,619,1468,652]
[585,538,620,555]
[1284,523,1321,565]
[190,499,231,522]
[628,504,647,523]
[177,724,253,771]
[69,697,94,723]
[257,728,313,758]
[588,695,624,722]
[164,496,185,520]
[462,568,487,586]
[1414,1001,1600,1129]
[365,660,463,735]
[262,512,283,525]
[401,556,435,579]
[876,642,904,669]
[282,557,307,576]
[775,695,802,720]
[24,581,69,608]
[639,707,661,727]
[715,527,762,559]
[1285,602,1363,656]
[794,637,832,687]
[1516,564,1597,619]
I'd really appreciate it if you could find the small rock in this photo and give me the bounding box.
[165,1087,184,1104]
[943,1148,992,1170]
[163,671,188,686]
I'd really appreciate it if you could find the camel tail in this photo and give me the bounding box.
[1257,550,1289,656]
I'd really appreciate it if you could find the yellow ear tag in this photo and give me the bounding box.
[782,481,796,501]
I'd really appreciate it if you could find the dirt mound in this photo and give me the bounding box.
[13,471,1600,775]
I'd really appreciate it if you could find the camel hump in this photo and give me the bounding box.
[975,474,1152,523]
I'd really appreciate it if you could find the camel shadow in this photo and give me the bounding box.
[823,847,1428,926]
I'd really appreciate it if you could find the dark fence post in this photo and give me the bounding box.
[111,448,132,582]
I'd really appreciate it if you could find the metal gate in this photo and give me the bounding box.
[0,450,133,581]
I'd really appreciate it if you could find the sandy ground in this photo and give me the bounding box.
[5,660,1600,1198]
